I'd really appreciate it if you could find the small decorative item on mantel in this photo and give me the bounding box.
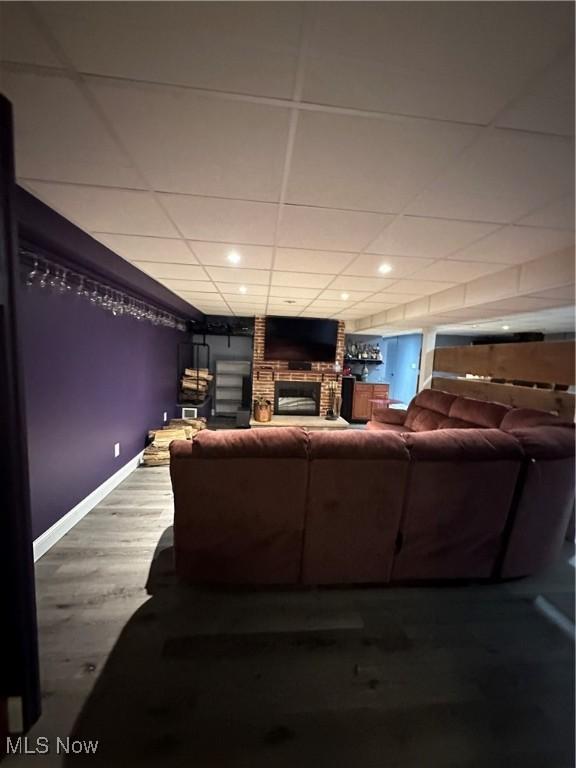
[253,395,272,422]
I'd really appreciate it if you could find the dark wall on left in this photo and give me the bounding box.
[19,282,182,539]
[14,188,200,541]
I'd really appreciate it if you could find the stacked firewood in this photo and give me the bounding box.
[180,368,213,402]
[142,417,206,466]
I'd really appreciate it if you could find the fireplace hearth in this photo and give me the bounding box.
[274,381,321,417]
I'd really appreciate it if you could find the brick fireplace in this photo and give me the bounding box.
[252,316,345,418]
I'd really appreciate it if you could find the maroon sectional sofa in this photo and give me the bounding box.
[170,391,574,586]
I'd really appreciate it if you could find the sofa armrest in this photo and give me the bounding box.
[372,407,407,425]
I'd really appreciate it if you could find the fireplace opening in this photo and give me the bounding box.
[274,381,321,416]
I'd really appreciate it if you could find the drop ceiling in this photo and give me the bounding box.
[0,2,574,332]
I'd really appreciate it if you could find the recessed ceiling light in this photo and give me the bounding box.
[239,285,247,294]
[227,250,241,265]
[378,263,392,274]
[341,292,350,301]
[472,324,479,328]
[502,324,510,330]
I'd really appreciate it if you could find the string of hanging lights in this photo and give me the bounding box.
[19,248,188,332]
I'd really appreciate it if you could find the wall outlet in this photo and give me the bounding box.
[114,442,120,458]
[163,411,168,422]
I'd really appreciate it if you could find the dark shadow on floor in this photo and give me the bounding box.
[64,532,575,767]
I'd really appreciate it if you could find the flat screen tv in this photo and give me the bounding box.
[264,317,338,362]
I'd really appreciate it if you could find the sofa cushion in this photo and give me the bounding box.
[404,428,524,461]
[372,407,407,425]
[171,426,309,459]
[438,417,478,429]
[393,431,523,580]
[508,425,575,460]
[304,431,409,586]
[448,396,510,428]
[404,405,446,432]
[500,407,571,431]
[309,429,408,460]
[413,389,457,415]
[366,421,408,433]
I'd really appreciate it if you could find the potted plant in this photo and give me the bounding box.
[253,395,273,422]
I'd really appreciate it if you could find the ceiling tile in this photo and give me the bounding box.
[226,297,267,306]
[160,194,277,244]
[181,299,226,310]
[162,279,219,293]
[91,79,290,201]
[481,297,568,312]
[304,3,572,123]
[38,2,302,98]
[385,279,456,295]
[318,289,373,301]
[519,248,574,294]
[25,181,178,237]
[227,304,266,312]
[410,260,505,282]
[371,292,423,304]
[206,267,270,285]
[333,308,370,319]
[274,248,356,274]
[344,253,434,279]
[205,266,270,285]
[266,303,305,316]
[287,110,479,212]
[0,4,61,66]
[271,271,333,289]
[429,285,467,313]
[300,309,336,317]
[495,53,575,136]
[367,216,500,257]
[216,283,269,296]
[131,262,207,281]
[177,291,228,302]
[454,225,575,265]
[191,242,273,270]
[269,286,321,299]
[465,267,519,305]
[517,196,575,230]
[221,292,269,304]
[330,275,395,292]
[277,205,392,251]
[354,301,395,313]
[268,297,311,307]
[407,130,574,223]
[530,285,575,301]
[94,234,196,264]
[3,71,143,188]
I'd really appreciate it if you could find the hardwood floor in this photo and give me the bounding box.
[7,466,574,767]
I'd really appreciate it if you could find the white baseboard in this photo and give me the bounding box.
[33,450,144,562]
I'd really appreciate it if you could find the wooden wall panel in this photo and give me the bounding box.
[432,377,575,420]
[433,341,574,386]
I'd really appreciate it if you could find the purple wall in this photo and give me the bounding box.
[19,282,182,539]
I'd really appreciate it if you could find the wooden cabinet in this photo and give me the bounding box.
[351,383,373,420]
[351,382,390,421]
[372,384,390,400]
